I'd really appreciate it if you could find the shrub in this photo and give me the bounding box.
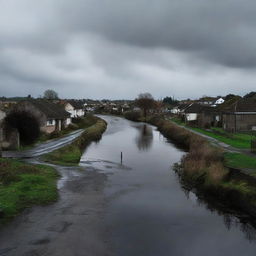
[148,116,228,185]
[5,110,40,145]
[124,111,141,122]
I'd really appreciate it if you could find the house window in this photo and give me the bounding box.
[47,120,55,126]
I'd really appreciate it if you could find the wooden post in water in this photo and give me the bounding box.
[121,151,123,164]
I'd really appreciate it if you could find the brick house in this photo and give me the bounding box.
[222,98,256,132]
[17,100,71,134]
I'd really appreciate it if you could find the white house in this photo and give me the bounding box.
[63,100,85,118]
[213,97,225,106]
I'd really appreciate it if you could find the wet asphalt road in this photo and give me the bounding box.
[2,129,84,158]
[0,163,112,256]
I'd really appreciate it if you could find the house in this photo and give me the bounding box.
[222,98,256,132]
[184,104,202,122]
[172,104,191,114]
[214,97,225,105]
[61,100,85,118]
[17,100,71,134]
[184,103,220,127]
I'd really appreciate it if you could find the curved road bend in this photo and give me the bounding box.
[2,129,84,158]
[1,116,256,256]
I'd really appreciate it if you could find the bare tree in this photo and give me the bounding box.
[135,93,156,118]
[43,89,59,100]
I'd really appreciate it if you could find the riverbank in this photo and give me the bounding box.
[145,115,256,216]
[170,117,256,171]
[43,116,107,165]
[0,158,59,224]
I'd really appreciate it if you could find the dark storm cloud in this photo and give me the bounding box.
[59,0,256,68]
[1,0,256,98]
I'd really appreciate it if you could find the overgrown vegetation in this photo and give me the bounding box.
[148,115,256,216]
[43,117,107,165]
[124,111,142,122]
[0,158,59,223]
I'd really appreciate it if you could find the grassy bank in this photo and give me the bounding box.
[224,152,256,172]
[0,158,59,223]
[148,116,256,216]
[171,117,252,149]
[44,117,107,165]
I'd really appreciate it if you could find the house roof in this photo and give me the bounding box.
[184,103,217,113]
[184,103,203,113]
[24,100,70,119]
[67,100,84,109]
[224,98,256,113]
[177,104,191,111]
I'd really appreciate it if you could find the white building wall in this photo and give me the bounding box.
[0,110,6,121]
[186,113,198,121]
[66,118,72,126]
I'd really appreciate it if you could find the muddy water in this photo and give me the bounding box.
[80,115,256,256]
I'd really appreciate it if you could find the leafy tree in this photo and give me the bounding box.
[135,93,156,118]
[163,96,178,105]
[5,110,40,145]
[43,89,59,100]
[225,94,238,101]
[244,91,256,99]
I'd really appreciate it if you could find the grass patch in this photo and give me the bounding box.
[170,117,252,149]
[44,117,107,165]
[0,158,59,223]
[224,152,256,170]
[191,127,252,149]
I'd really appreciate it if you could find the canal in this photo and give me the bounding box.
[80,115,256,256]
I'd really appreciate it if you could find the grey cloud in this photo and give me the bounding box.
[1,0,256,99]
[58,0,256,68]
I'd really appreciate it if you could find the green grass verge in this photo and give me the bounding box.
[171,118,252,149]
[224,152,256,170]
[0,158,59,223]
[43,117,107,165]
[191,127,251,149]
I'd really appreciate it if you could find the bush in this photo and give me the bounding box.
[5,110,40,145]
[148,116,228,185]
[124,111,141,122]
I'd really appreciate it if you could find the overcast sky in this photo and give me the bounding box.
[0,0,256,99]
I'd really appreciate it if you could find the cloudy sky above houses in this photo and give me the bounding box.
[0,0,256,99]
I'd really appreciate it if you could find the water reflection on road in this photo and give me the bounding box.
[81,115,256,256]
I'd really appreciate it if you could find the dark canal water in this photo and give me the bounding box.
[80,115,256,256]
